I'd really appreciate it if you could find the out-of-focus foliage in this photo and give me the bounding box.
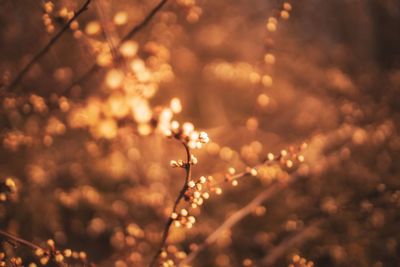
[0,0,400,266]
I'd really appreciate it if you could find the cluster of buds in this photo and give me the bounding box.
[176,0,203,23]
[265,143,307,169]
[41,2,82,37]
[170,159,186,168]
[264,1,293,47]
[159,245,187,267]
[34,239,89,266]
[2,131,34,151]
[169,176,222,229]
[222,143,307,186]
[266,1,293,33]
[288,254,314,267]
[0,177,17,202]
[280,2,293,20]
[170,208,196,229]
[170,154,198,168]
[257,2,293,107]
[185,176,222,209]
[165,121,209,149]
[10,258,23,267]
[110,223,144,250]
[225,167,258,187]
[0,252,8,267]
[57,6,82,39]
[42,1,55,33]
[0,253,32,267]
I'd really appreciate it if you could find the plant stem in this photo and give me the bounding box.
[149,141,192,267]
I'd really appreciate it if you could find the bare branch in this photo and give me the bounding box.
[0,229,95,266]
[179,171,301,266]
[0,229,43,251]
[262,220,323,266]
[7,0,92,91]
[121,0,169,43]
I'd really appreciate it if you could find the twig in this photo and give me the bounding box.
[149,140,192,267]
[121,0,169,43]
[0,229,95,266]
[215,154,282,188]
[0,229,43,251]
[179,171,301,266]
[7,0,92,90]
[262,220,323,266]
[65,0,169,92]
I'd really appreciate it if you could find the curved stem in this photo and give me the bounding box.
[149,141,192,267]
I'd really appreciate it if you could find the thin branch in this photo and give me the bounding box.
[0,229,95,267]
[262,220,323,266]
[179,171,301,267]
[67,64,100,90]
[215,156,281,187]
[65,0,169,92]
[0,229,43,251]
[121,0,169,43]
[7,0,92,90]
[149,140,192,267]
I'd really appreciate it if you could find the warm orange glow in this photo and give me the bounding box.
[1,1,397,267]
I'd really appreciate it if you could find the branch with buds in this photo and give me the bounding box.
[149,122,209,267]
[0,230,93,267]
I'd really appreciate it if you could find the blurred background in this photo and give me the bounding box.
[0,0,400,266]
